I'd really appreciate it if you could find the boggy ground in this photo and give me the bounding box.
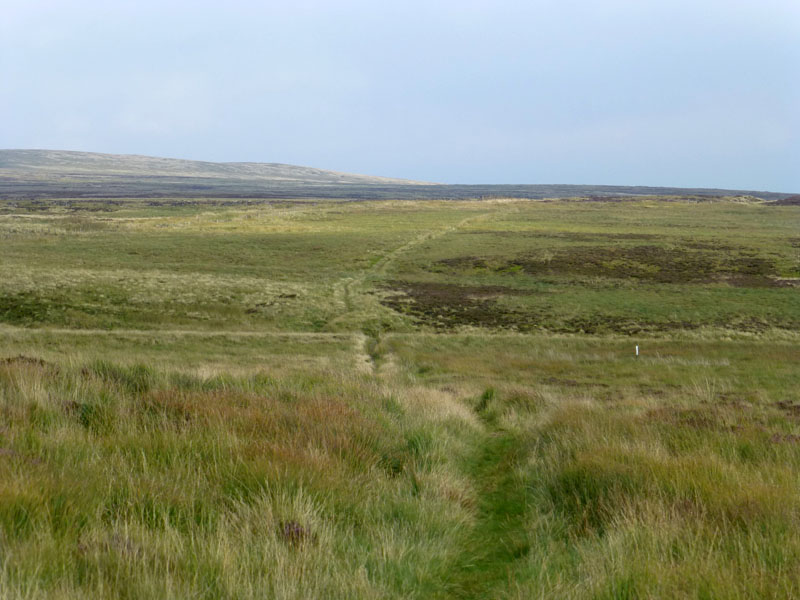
[379,201,800,334]
[437,243,782,286]
[0,197,799,598]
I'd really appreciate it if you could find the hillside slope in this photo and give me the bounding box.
[0,149,794,200]
[0,149,429,185]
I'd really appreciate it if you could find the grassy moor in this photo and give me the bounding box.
[1,195,799,598]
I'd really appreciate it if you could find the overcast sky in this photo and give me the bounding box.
[2,1,798,190]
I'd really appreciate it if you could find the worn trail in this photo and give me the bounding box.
[436,412,533,598]
[329,212,494,371]
[333,212,493,316]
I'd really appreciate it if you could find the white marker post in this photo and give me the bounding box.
[635,344,639,357]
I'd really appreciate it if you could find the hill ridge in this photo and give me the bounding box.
[0,149,432,186]
[0,149,795,201]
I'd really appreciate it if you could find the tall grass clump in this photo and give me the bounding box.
[0,358,475,599]
[498,396,800,598]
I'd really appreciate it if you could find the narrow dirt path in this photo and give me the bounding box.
[373,212,493,277]
[441,430,532,598]
[2,211,501,376]
[432,394,534,599]
[332,212,493,317]
[351,332,377,374]
[330,212,495,371]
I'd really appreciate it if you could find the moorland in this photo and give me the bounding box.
[0,192,799,598]
[2,150,794,201]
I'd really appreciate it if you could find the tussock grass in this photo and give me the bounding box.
[1,197,798,597]
[2,336,800,597]
[505,394,800,598]
[389,332,800,598]
[0,359,479,599]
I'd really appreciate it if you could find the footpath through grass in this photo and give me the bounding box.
[2,334,800,598]
[1,197,799,597]
[442,423,531,598]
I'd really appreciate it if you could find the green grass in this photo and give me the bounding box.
[387,201,800,334]
[0,197,798,598]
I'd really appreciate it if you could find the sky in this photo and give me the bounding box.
[1,0,798,190]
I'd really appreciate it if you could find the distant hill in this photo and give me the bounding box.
[0,149,794,201]
[0,149,430,191]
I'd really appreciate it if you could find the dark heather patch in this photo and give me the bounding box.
[381,280,800,334]
[771,195,800,206]
[381,281,536,330]
[382,281,710,334]
[437,245,780,287]
[556,315,678,335]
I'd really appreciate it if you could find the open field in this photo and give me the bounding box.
[1,196,799,598]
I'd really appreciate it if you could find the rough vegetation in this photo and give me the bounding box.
[0,196,798,598]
